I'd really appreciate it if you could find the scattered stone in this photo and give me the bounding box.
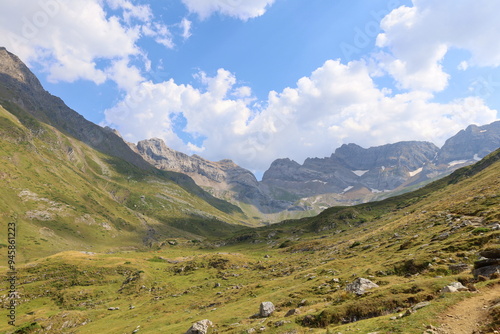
[247,329,256,334]
[185,319,213,334]
[441,282,468,293]
[108,307,120,311]
[345,277,379,295]
[448,263,469,274]
[259,301,275,317]
[285,309,300,317]
[412,301,431,311]
[480,248,500,259]
[432,232,450,241]
[214,282,221,288]
[298,299,308,307]
[274,320,285,327]
[264,255,270,258]
[402,309,414,317]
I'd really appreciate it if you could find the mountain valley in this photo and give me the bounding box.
[0,47,499,334]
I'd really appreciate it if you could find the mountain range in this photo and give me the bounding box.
[1,47,500,334]
[1,46,499,227]
[135,123,500,221]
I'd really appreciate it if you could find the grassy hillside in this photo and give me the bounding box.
[0,103,248,263]
[0,142,498,333]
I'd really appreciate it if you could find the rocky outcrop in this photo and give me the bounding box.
[134,138,288,213]
[345,277,379,295]
[436,121,500,165]
[185,319,213,334]
[261,141,440,199]
[0,47,151,170]
[473,248,500,279]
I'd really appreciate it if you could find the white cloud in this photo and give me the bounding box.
[376,0,500,92]
[0,1,142,85]
[104,60,498,172]
[180,18,192,40]
[181,0,275,20]
[0,0,183,90]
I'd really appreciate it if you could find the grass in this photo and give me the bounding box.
[0,102,499,333]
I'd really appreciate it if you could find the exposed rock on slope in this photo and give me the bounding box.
[134,138,288,213]
[0,47,150,170]
[436,121,500,165]
[261,141,440,199]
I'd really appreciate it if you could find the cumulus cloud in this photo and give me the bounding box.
[0,0,184,90]
[104,60,497,172]
[376,0,500,92]
[181,0,275,20]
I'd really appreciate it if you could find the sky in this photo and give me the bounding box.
[1,0,500,178]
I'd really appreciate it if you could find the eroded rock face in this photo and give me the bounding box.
[436,122,500,165]
[185,319,213,334]
[261,141,441,199]
[345,278,379,295]
[135,138,288,213]
[473,248,500,279]
[0,47,151,170]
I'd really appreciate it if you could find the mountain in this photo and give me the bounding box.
[0,47,151,170]
[135,125,500,222]
[2,147,498,333]
[0,47,250,261]
[261,141,440,198]
[132,138,289,215]
[436,121,500,165]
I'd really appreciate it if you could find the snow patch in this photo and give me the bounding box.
[310,180,327,184]
[352,170,369,177]
[480,130,487,133]
[343,186,354,193]
[371,188,390,193]
[448,160,468,167]
[473,154,481,161]
[381,166,386,171]
[409,167,423,177]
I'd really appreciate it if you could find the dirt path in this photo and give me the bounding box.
[434,284,500,334]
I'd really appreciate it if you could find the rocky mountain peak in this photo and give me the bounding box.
[0,47,44,90]
[0,47,151,170]
[436,121,500,164]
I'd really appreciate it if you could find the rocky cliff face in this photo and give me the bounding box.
[0,47,151,170]
[436,121,500,165]
[136,124,499,217]
[261,141,441,199]
[134,138,288,213]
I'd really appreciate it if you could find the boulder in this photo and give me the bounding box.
[285,309,300,317]
[185,319,213,334]
[479,248,500,259]
[345,278,379,295]
[448,263,470,274]
[474,258,500,269]
[440,282,468,293]
[259,302,275,317]
[473,265,500,279]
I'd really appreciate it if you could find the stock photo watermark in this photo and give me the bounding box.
[8,0,61,47]
[339,0,402,61]
[6,221,17,327]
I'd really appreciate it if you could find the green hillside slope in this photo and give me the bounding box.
[0,145,498,333]
[0,103,247,263]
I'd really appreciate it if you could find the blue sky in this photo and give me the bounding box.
[1,0,499,176]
